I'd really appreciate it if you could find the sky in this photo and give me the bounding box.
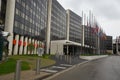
[57,0,120,39]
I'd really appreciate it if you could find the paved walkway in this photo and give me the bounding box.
[0,55,87,80]
[0,70,51,80]
[80,55,108,60]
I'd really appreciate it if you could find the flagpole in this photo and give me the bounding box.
[97,33,100,54]
[97,23,100,55]
[95,18,100,55]
[89,10,92,54]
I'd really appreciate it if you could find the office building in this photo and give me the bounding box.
[104,36,112,54]
[46,0,67,54]
[0,0,110,57]
[49,9,83,55]
[1,0,48,55]
[66,9,82,55]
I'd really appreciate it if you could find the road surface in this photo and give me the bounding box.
[50,56,120,80]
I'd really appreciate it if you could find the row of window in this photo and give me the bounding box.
[51,0,67,40]
[14,0,47,41]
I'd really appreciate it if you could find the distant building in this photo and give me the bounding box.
[113,37,120,54]
[104,36,113,54]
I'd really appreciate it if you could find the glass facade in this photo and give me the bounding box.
[69,10,82,43]
[105,36,112,50]
[0,0,7,30]
[14,0,47,41]
[84,25,89,45]
[50,0,66,40]
[84,26,96,47]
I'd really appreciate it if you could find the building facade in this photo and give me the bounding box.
[66,10,82,43]
[104,36,112,54]
[65,9,82,55]
[0,0,110,57]
[1,0,48,55]
[84,25,96,54]
[46,0,67,54]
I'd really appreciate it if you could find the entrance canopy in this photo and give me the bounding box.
[51,40,82,46]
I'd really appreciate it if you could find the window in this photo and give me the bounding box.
[16,8,18,15]
[21,12,25,18]
[17,0,20,3]
[15,21,18,27]
[22,1,25,7]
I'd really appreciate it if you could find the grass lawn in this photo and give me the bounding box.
[0,55,55,75]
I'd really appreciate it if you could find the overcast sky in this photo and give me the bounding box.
[57,0,120,39]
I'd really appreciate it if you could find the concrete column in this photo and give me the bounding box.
[36,41,40,54]
[28,38,31,54]
[29,38,32,43]
[32,39,34,43]
[66,10,70,40]
[82,12,85,47]
[24,37,28,55]
[32,39,35,54]
[46,0,52,54]
[13,35,19,55]
[4,0,16,55]
[34,40,37,54]
[19,36,24,55]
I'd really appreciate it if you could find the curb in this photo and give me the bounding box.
[43,55,108,80]
[80,55,108,61]
[43,61,89,80]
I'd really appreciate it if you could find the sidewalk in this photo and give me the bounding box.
[80,55,108,60]
[0,70,53,80]
[0,55,86,80]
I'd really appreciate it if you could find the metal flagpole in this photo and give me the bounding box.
[89,10,92,54]
[95,21,100,55]
[97,24,100,54]
[97,34,100,54]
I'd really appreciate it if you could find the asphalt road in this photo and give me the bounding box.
[50,56,120,80]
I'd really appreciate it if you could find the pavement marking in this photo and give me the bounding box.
[52,66,66,69]
[60,64,72,67]
[41,69,58,73]
[43,61,89,80]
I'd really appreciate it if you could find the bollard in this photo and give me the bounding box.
[67,55,69,64]
[36,58,41,75]
[14,60,21,80]
[60,55,62,61]
[69,53,71,64]
[66,55,68,63]
[65,55,67,63]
